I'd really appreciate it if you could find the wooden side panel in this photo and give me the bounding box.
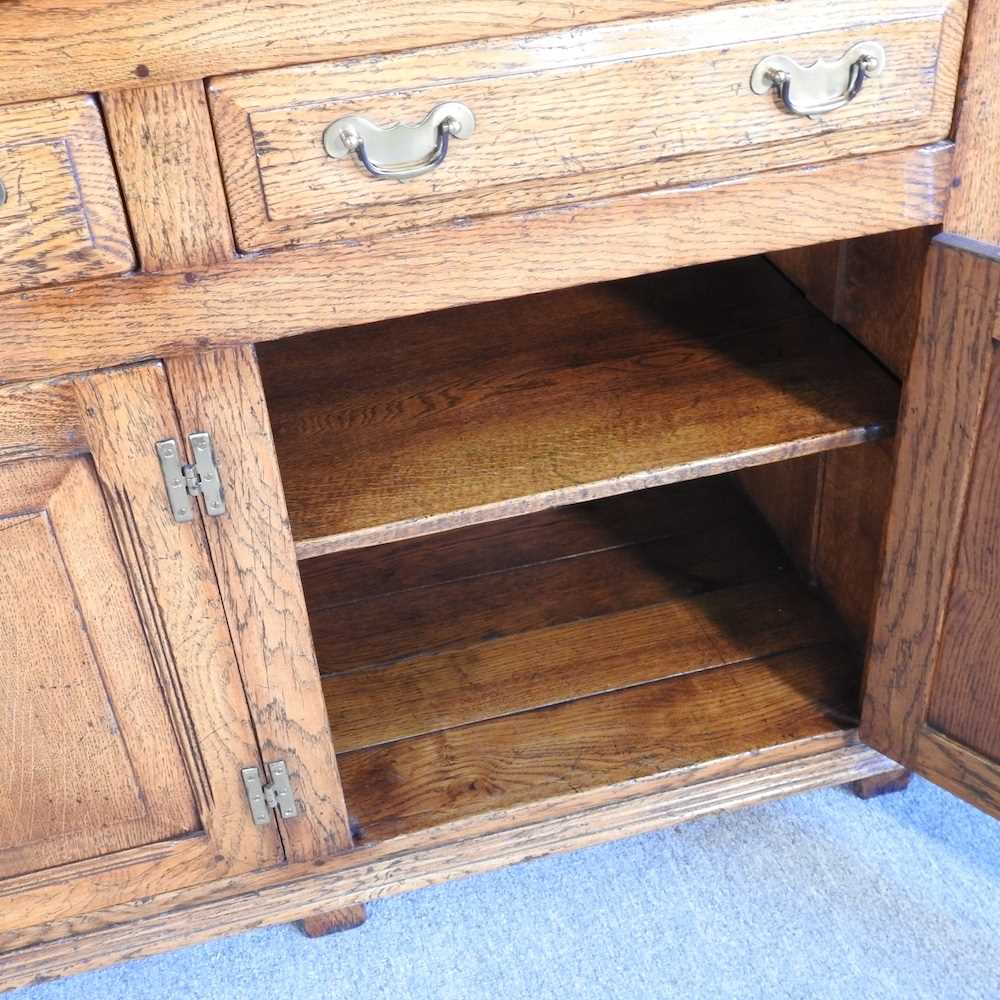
[0,459,198,878]
[861,236,1000,763]
[102,81,235,272]
[770,227,934,379]
[813,441,896,644]
[0,143,954,385]
[166,347,353,861]
[926,348,1000,761]
[943,0,1000,242]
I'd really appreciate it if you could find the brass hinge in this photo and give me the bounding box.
[241,760,299,826]
[156,432,226,523]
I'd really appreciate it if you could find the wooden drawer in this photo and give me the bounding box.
[0,96,134,295]
[209,0,965,252]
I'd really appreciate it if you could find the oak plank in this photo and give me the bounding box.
[338,644,862,843]
[299,482,738,614]
[0,143,954,385]
[0,741,894,991]
[943,0,1000,242]
[0,1,716,104]
[325,581,843,754]
[912,729,1000,819]
[167,347,354,862]
[259,257,898,555]
[926,346,1000,761]
[102,81,235,272]
[861,236,1000,762]
[73,365,283,871]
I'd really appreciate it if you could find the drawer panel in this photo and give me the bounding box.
[210,0,966,251]
[0,97,135,295]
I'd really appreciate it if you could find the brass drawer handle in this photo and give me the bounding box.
[323,102,476,182]
[751,42,886,118]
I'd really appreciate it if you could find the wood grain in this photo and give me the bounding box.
[926,345,1000,761]
[942,0,1000,242]
[0,96,134,296]
[0,1,723,105]
[852,767,912,799]
[102,81,235,272]
[833,228,934,378]
[736,456,824,582]
[299,484,732,615]
[0,458,197,879]
[912,728,1000,818]
[338,644,862,843]
[0,377,83,463]
[166,347,354,861]
[258,256,898,555]
[813,441,896,644]
[325,580,841,754]
[861,236,1000,763]
[209,0,965,250]
[309,481,802,674]
[1,741,895,991]
[0,143,954,385]
[5,365,286,915]
[770,228,934,379]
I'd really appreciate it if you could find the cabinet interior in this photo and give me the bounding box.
[257,253,901,847]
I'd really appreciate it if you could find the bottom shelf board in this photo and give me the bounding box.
[338,644,861,844]
[311,475,863,845]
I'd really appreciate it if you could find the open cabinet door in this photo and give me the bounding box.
[861,234,1000,818]
[0,362,285,934]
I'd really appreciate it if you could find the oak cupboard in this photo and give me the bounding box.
[0,0,998,990]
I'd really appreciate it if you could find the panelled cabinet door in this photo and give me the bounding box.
[0,362,283,933]
[861,236,1000,818]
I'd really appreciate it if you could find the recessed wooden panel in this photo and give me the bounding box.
[0,457,197,880]
[0,96,134,295]
[261,256,899,556]
[927,346,1000,762]
[210,0,965,250]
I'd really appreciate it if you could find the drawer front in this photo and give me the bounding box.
[211,0,966,252]
[0,96,134,295]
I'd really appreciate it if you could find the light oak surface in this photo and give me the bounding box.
[210,0,964,250]
[167,347,355,862]
[862,236,1000,769]
[260,256,898,556]
[0,364,287,935]
[102,81,236,272]
[0,740,894,992]
[0,1,721,104]
[0,142,954,385]
[0,96,134,296]
[0,457,198,879]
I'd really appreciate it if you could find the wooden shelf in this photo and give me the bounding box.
[306,475,864,845]
[259,256,899,559]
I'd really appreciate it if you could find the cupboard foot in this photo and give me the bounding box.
[298,904,368,938]
[852,768,913,800]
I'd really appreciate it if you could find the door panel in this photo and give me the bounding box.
[0,361,283,932]
[0,457,198,877]
[861,234,1000,818]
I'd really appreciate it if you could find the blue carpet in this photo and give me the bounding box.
[10,776,999,1000]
